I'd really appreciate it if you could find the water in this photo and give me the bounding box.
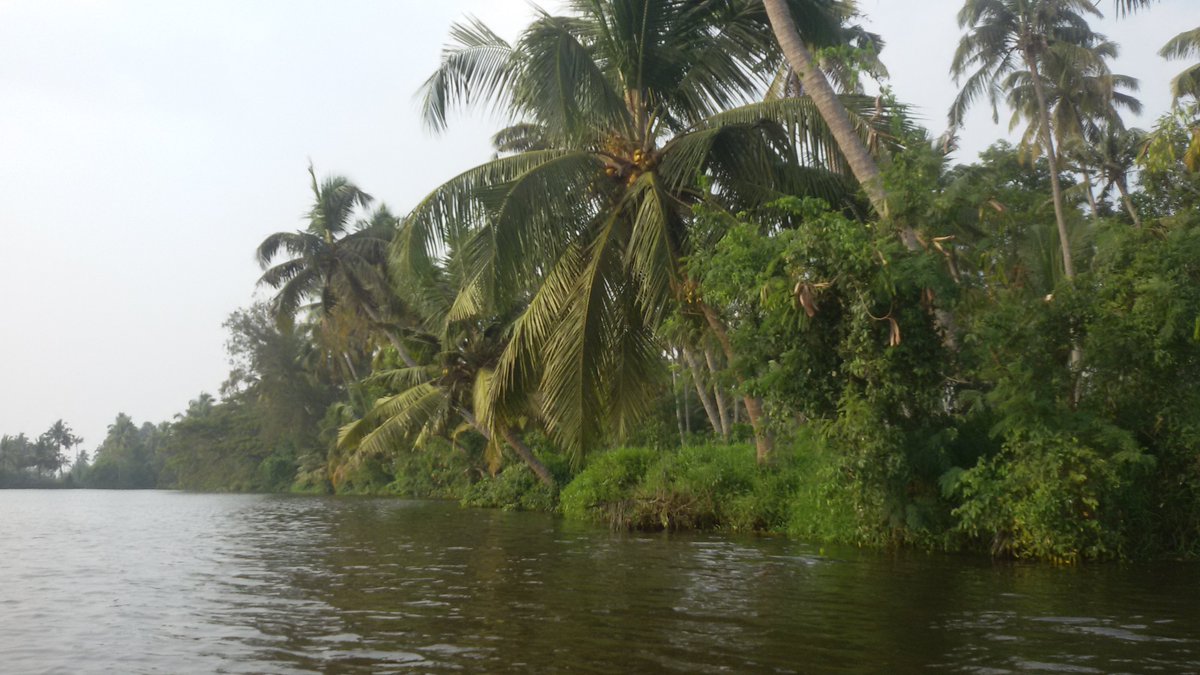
[0,491,1197,673]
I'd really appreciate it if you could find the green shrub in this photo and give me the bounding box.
[387,438,475,499]
[461,463,558,512]
[560,444,806,533]
[559,447,659,524]
[950,430,1152,563]
[631,444,758,530]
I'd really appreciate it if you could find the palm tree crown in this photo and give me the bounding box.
[256,165,394,326]
[402,0,895,459]
[1160,28,1200,102]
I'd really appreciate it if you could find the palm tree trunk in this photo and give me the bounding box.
[1083,169,1101,221]
[682,369,692,436]
[360,304,419,368]
[672,364,687,446]
[704,348,732,439]
[697,301,773,464]
[460,408,555,488]
[498,425,556,488]
[341,352,360,382]
[763,0,887,216]
[1025,51,1076,280]
[682,348,724,439]
[1116,179,1143,228]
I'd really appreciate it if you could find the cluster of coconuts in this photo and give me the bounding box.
[603,148,659,186]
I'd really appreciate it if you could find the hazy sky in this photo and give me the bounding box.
[0,0,1190,453]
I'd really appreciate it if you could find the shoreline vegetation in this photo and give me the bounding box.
[9,0,1200,564]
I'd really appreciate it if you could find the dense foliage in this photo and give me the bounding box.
[14,0,1200,562]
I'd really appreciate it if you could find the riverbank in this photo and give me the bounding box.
[374,435,1157,564]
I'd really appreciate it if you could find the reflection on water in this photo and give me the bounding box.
[1,491,1198,673]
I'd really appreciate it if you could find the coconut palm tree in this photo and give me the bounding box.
[256,166,422,369]
[950,0,1106,281]
[1004,39,1140,154]
[762,0,889,216]
[1087,125,1147,226]
[1003,37,1141,220]
[1161,28,1200,102]
[404,0,895,463]
[37,420,80,477]
[339,242,555,486]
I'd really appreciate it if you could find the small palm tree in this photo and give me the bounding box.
[1088,126,1147,226]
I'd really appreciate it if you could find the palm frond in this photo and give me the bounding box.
[418,17,517,132]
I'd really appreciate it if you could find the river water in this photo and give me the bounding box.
[1,490,1197,673]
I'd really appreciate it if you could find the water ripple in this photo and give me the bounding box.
[2,491,1199,673]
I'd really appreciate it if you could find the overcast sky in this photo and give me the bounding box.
[0,0,1190,454]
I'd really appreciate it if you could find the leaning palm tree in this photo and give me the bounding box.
[950,0,1106,281]
[404,0,895,463]
[762,0,889,216]
[339,242,556,486]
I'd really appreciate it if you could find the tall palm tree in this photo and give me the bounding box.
[1003,37,1141,221]
[405,0,893,463]
[1004,39,1140,154]
[38,420,80,477]
[256,166,417,368]
[762,0,888,216]
[950,0,1106,281]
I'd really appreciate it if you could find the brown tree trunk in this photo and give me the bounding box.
[682,368,692,436]
[682,347,724,438]
[672,365,687,446]
[1082,169,1101,221]
[361,304,419,368]
[499,425,556,489]
[763,0,888,216]
[341,352,359,382]
[697,301,773,464]
[460,409,556,488]
[1025,51,1076,280]
[1116,179,1142,228]
[704,347,732,439]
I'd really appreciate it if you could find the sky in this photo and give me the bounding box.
[0,0,1191,455]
